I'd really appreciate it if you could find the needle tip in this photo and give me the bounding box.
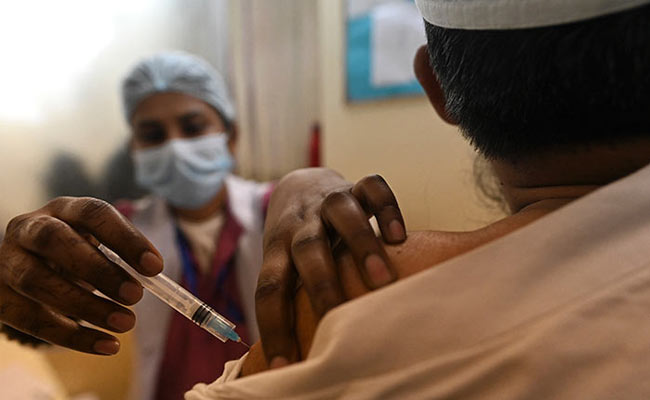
[238,339,250,349]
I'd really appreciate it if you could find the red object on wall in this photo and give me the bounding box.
[309,122,321,167]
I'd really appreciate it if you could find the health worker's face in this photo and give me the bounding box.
[130,92,234,152]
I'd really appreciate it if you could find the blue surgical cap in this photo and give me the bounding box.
[121,51,235,123]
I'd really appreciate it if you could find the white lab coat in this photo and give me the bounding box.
[128,175,270,400]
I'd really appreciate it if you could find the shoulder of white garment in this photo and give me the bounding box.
[224,174,273,232]
[184,163,650,399]
[184,354,247,400]
[121,194,169,222]
[123,179,271,233]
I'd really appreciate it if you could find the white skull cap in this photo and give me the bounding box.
[415,0,650,30]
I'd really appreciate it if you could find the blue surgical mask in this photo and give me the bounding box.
[133,133,234,209]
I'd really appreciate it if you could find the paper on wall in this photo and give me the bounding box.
[371,1,426,87]
[347,0,396,18]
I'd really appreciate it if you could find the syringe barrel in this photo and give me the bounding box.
[135,273,236,342]
[138,272,200,316]
[98,244,238,342]
[99,245,197,313]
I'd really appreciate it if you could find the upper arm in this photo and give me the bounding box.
[293,231,470,361]
[242,230,478,376]
[239,210,548,377]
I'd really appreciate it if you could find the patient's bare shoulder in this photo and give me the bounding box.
[336,217,539,300]
[378,202,561,289]
[295,208,556,351]
[332,231,473,299]
[241,229,510,376]
[242,203,559,376]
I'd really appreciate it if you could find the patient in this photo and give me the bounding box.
[187,1,650,398]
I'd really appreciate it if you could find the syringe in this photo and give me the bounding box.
[98,244,248,348]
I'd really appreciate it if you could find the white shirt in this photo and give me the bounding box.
[177,212,225,275]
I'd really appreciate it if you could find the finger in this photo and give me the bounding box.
[0,283,121,355]
[2,249,136,333]
[255,243,299,367]
[7,215,143,305]
[44,197,163,276]
[321,192,396,289]
[290,223,345,317]
[78,230,100,247]
[321,191,396,289]
[351,175,406,244]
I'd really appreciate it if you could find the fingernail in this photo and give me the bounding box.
[365,254,393,287]
[94,339,120,355]
[388,220,406,242]
[107,312,136,332]
[270,356,289,369]
[119,281,143,304]
[139,251,163,275]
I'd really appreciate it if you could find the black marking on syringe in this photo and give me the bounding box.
[192,303,211,326]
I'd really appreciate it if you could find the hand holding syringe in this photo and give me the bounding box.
[98,244,248,348]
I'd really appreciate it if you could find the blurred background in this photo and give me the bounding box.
[0,0,502,399]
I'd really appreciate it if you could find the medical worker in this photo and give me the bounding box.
[116,51,272,399]
[0,51,406,400]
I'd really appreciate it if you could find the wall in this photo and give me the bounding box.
[0,0,231,229]
[229,0,320,181]
[318,0,502,231]
[43,332,135,400]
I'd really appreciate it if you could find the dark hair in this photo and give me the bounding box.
[425,5,650,160]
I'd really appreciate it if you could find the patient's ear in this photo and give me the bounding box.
[414,45,457,125]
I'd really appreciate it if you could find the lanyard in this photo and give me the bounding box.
[174,227,199,295]
[174,223,245,324]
